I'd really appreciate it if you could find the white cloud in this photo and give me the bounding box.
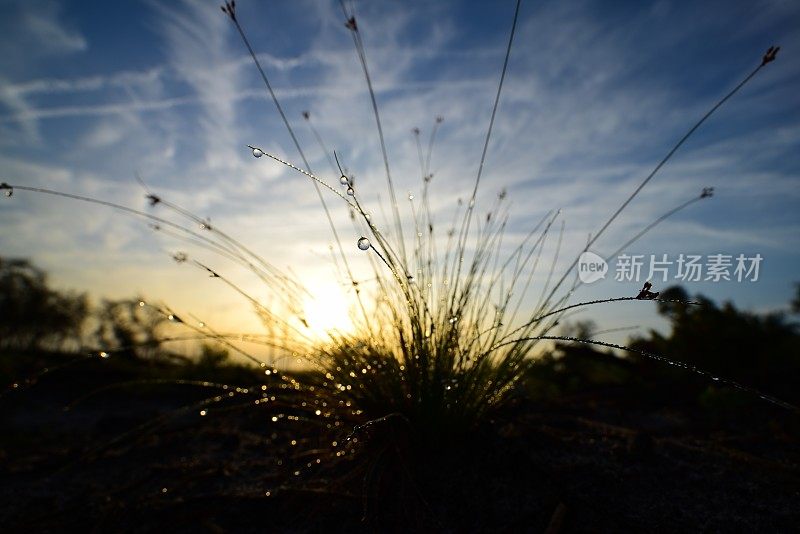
[0,0,798,340]
[0,81,41,143]
[21,5,87,54]
[0,0,87,67]
[0,0,88,142]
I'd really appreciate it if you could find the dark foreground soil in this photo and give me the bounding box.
[1,364,798,533]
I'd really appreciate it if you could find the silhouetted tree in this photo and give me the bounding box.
[198,343,229,368]
[559,320,597,340]
[0,257,88,351]
[630,285,800,403]
[91,298,166,360]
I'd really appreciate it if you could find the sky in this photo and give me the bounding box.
[1,0,799,352]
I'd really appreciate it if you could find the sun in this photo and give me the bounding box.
[301,280,355,341]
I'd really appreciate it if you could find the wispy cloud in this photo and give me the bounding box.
[0,0,798,337]
[0,0,87,60]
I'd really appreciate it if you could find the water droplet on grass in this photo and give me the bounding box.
[252,147,264,158]
[340,175,349,185]
[357,237,370,250]
[347,187,354,196]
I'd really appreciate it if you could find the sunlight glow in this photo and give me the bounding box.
[301,280,354,341]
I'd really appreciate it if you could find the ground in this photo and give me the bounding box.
[1,354,798,532]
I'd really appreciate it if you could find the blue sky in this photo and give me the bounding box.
[1,0,799,347]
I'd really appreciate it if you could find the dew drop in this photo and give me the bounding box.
[408,193,414,200]
[347,187,354,196]
[99,351,110,358]
[340,175,349,185]
[252,147,264,158]
[138,301,145,307]
[199,410,207,416]
[0,183,12,197]
[357,237,370,250]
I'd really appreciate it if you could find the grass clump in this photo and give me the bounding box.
[227,1,789,449]
[1,4,794,521]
